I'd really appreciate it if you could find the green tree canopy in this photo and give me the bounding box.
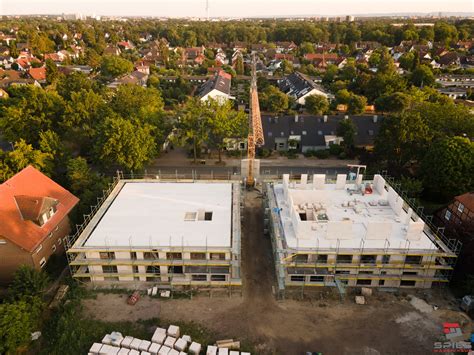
[8,265,49,301]
[259,85,289,113]
[100,55,133,78]
[305,94,329,115]
[94,115,157,171]
[421,137,474,201]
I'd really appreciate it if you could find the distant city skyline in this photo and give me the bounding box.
[1,0,473,18]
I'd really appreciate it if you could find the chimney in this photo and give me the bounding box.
[373,115,378,123]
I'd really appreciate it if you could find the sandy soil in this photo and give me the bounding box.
[82,191,471,355]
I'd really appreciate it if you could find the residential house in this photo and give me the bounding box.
[107,70,149,89]
[118,41,135,51]
[28,67,47,84]
[0,166,79,284]
[275,41,297,53]
[261,114,381,152]
[438,52,461,68]
[198,70,233,103]
[278,72,332,105]
[103,45,122,56]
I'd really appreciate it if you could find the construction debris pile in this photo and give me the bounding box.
[88,325,252,355]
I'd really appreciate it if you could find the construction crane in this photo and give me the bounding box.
[246,54,264,187]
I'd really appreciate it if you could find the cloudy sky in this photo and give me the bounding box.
[1,0,472,17]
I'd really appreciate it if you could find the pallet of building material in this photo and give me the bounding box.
[188,342,201,355]
[148,342,161,355]
[206,345,218,355]
[152,331,167,345]
[181,335,191,344]
[229,351,239,355]
[89,342,103,354]
[102,334,113,345]
[147,288,152,296]
[215,340,240,350]
[121,336,134,349]
[152,286,158,296]
[160,290,171,298]
[167,325,180,338]
[168,349,180,355]
[164,336,177,348]
[174,338,188,352]
[118,348,130,355]
[129,350,140,355]
[158,345,172,355]
[130,338,142,350]
[241,353,251,355]
[355,296,366,305]
[139,340,151,351]
[361,287,372,297]
[110,332,124,347]
[217,348,228,355]
[178,352,187,355]
[141,352,151,355]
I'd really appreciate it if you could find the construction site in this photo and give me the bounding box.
[66,180,242,289]
[265,171,461,297]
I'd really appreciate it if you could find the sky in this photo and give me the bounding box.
[0,0,473,18]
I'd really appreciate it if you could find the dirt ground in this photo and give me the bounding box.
[82,190,472,355]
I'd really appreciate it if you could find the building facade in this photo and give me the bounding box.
[266,174,460,292]
[67,180,242,288]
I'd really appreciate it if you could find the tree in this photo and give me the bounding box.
[8,265,49,301]
[375,92,411,113]
[175,98,210,164]
[410,64,435,87]
[94,115,157,171]
[337,119,356,150]
[0,85,65,143]
[305,94,329,115]
[347,93,367,114]
[0,298,43,354]
[66,157,94,195]
[100,55,133,78]
[207,99,248,162]
[234,56,244,75]
[56,72,97,100]
[421,136,474,201]
[398,52,415,71]
[0,140,53,182]
[259,86,288,113]
[45,59,60,85]
[110,85,164,121]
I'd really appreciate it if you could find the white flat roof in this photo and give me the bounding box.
[84,182,233,248]
[273,183,438,251]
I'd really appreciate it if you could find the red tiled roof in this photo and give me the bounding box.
[28,67,46,81]
[456,192,474,213]
[0,166,79,252]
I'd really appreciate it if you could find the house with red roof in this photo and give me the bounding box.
[0,166,79,284]
[28,67,47,83]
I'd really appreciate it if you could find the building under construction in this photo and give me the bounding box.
[66,179,242,288]
[265,173,461,293]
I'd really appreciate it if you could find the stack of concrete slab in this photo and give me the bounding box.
[167,325,180,338]
[90,343,103,354]
[206,345,218,355]
[174,338,188,352]
[164,336,176,348]
[188,342,202,355]
[217,348,228,355]
[130,338,142,350]
[158,345,172,355]
[139,340,151,352]
[229,352,239,355]
[148,342,161,355]
[110,332,124,347]
[121,336,134,349]
[118,348,129,355]
[152,328,167,345]
[129,350,140,355]
[99,344,121,354]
